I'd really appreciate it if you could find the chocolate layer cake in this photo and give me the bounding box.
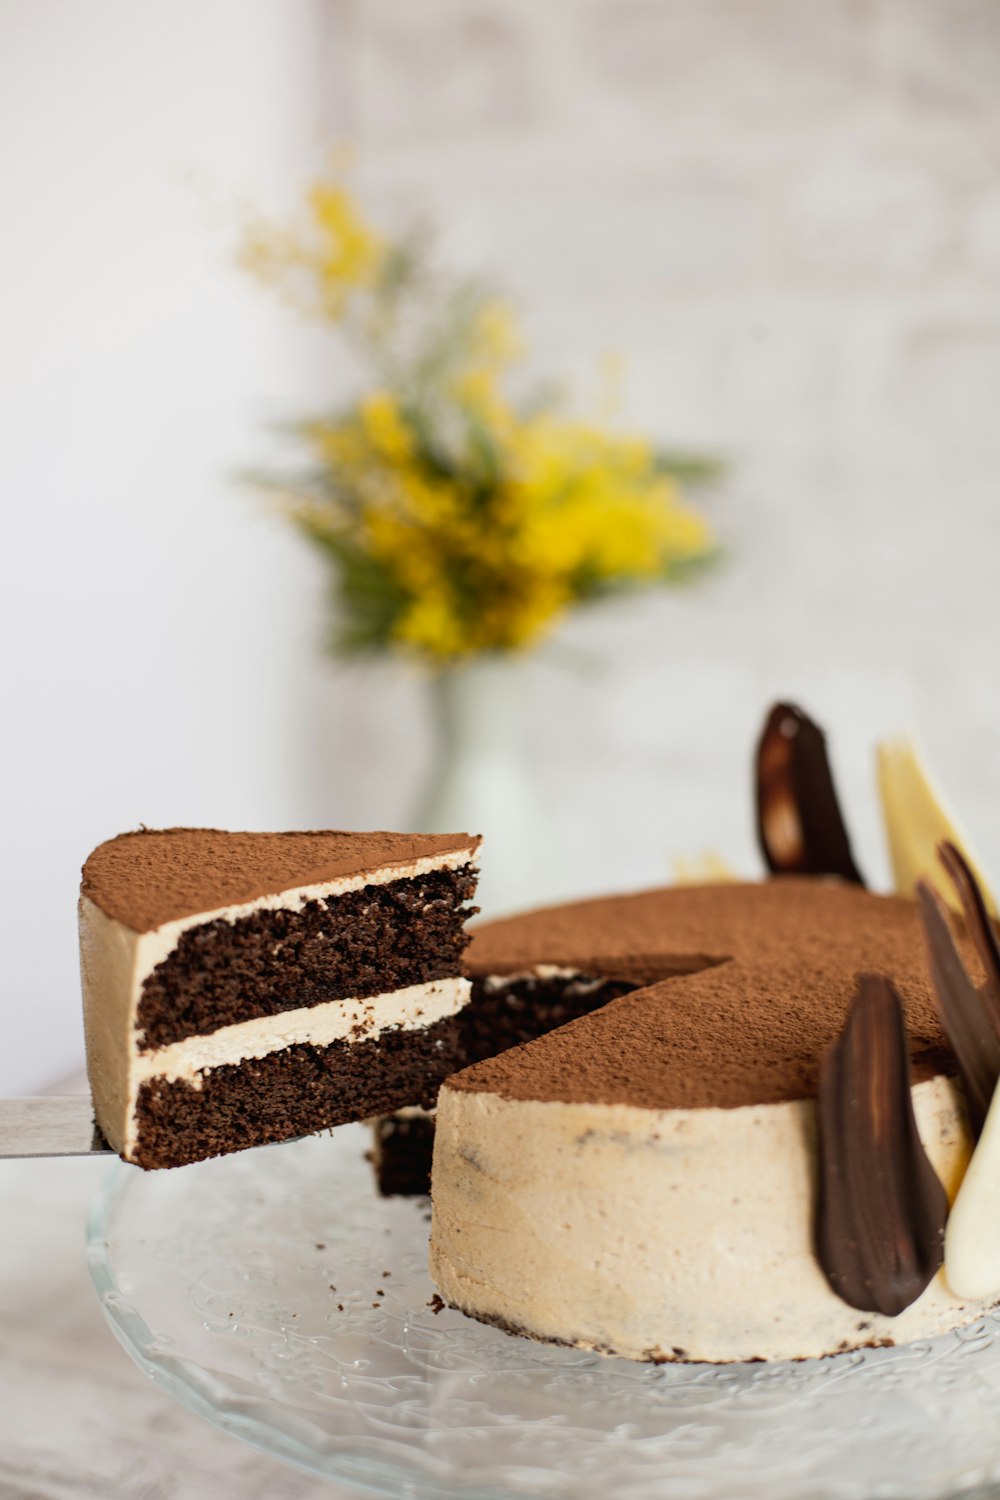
[430,878,995,1363]
[80,828,480,1169]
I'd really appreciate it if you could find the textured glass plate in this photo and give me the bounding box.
[87,1125,1000,1500]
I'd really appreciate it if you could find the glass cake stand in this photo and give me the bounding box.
[87,1125,1000,1500]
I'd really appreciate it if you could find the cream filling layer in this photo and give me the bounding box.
[479,965,591,992]
[430,1074,993,1364]
[121,974,469,1160]
[133,975,470,1087]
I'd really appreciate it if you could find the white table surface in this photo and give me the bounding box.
[0,1141,366,1499]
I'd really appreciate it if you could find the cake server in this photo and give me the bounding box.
[0,1097,111,1157]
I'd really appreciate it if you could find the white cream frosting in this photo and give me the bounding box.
[79,847,476,1162]
[430,1074,995,1364]
[480,966,607,996]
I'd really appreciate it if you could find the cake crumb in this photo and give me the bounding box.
[428,1294,446,1314]
[376,1288,385,1297]
[315,1242,326,1250]
[382,1270,391,1278]
[337,1303,344,1312]
[329,1285,336,1292]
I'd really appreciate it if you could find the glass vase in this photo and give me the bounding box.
[411,657,547,917]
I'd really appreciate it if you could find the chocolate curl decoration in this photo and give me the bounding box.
[815,974,947,1317]
[755,703,865,884]
[939,841,1000,1024]
[917,842,1000,1140]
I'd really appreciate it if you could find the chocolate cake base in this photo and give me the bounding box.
[438,1299,899,1364]
[371,1110,436,1197]
[132,1013,463,1170]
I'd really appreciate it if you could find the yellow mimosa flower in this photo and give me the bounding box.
[360,391,412,464]
[239,177,382,322]
[470,301,524,368]
[309,183,383,318]
[244,164,721,663]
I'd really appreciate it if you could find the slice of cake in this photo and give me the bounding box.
[80,827,480,1169]
[429,877,993,1364]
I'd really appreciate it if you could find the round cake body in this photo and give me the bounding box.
[431,1076,988,1363]
[429,879,996,1362]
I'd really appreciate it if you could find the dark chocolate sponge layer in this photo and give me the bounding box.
[138,865,478,1050]
[458,973,638,1066]
[133,1012,463,1169]
[372,1111,436,1197]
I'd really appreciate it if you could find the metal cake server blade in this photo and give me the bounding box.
[0,1096,112,1157]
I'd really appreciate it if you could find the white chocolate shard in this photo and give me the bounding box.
[945,1076,1000,1299]
[671,852,738,885]
[876,736,997,917]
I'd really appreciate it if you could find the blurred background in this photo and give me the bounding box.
[4,0,1000,1094]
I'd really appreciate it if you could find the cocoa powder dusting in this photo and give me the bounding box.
[453,879,964,1111]
[81,827,481,933]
